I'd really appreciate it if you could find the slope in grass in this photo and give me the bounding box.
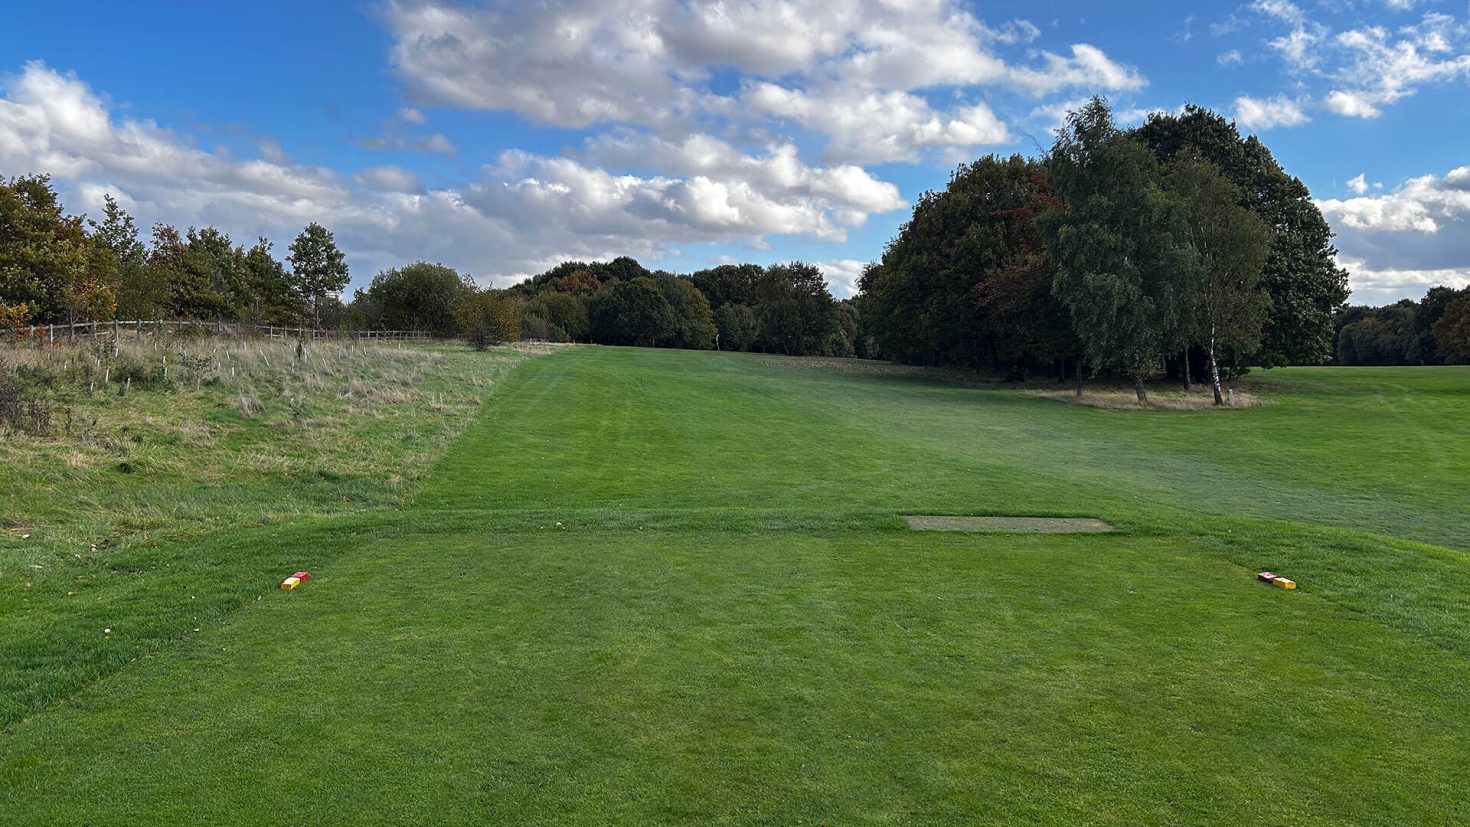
[4,347,1470,824]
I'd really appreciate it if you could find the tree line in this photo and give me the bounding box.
[1333,287,1470,365]
[10,101,1467,375]
[0,174,855,357]
[1,175,351,330]
[340,255,861,356]
[859,99,1364,403]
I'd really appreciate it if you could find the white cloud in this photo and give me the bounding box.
[354,131,458,157]
[1337,257,1470,304]
[1319,165,1470,302]
[581,130,903,215]
[1243,6,1470,120]
[1233,94,1310,129]
[0,62,903,287]
[742,83,1009,163]
[1347,172,1369,194]
[1325,15,1470,117]
[383,0,1144,162]
[815,258,868,298]
[1325,89,1383,118]
[356,165,423,193]
[1319,166,1470,233]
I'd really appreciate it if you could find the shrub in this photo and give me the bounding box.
[455,291,520,351]
[0,367,51,435]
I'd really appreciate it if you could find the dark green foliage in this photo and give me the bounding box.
[0,175,93,324]
[523,291,589,342]
[752,262,839,355]
[714,303,758,351]
[1434,292,1470,364]
[587,278,675,347]
[177,227,249,320]
[690,263,763,309]
[864,155,1012,366]
[859,155,1071,374]
[241,238,303,324]
[1135,106,1349,366]
[1334,287,1470,365]
[654,275,717,349]
[355,262,473,336]
[1040,99,1201,399]
[90,195,154,320]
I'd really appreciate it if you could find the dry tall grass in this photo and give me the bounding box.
[0,335,550,560]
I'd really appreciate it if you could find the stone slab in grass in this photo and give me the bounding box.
[903,515,1115,533]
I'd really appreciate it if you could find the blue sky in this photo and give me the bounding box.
[3,1,1468,304]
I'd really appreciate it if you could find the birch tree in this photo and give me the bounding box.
[1040,99,1200,403]
[1164,153,1272,405]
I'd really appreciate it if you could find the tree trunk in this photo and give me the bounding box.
[1182,349,1192,391]
[1133,354,1148,404]
[1208,325,1224,407]
[1074,357,1084,398]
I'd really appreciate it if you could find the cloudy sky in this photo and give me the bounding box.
[3,1,1468,305]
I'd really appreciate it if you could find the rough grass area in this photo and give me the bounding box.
[0,337,550,557]
[3,349,1470,824]
[0,336,548,726]
[903,515,1114,533]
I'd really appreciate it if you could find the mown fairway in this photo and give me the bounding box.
[4,348,1470,824]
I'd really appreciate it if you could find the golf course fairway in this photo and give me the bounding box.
[3,347,1469,825]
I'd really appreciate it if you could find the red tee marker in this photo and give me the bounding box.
[1257,571,1277,583]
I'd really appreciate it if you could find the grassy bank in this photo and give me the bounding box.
[0,336,546,726]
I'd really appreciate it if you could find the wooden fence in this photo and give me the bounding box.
[1,319,431,344]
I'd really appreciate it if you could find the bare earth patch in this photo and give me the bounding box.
[1028,385,1264,410]
[903,515,1115,533]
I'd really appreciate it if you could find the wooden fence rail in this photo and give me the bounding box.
[0,319,432,343]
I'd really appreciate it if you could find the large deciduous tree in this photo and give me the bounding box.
[287,222,349,327]
[653,274,717,350]
[359,261,473,336]
[1135,106,1348,366]
[753,262,839,355]
[587,278,675,347]
[858,154,1072,376]
[1164,152,1273,405]
[1040,98,1200,402]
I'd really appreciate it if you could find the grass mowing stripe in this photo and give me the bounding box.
[4,529,1468,824]
[3,346,1469,822]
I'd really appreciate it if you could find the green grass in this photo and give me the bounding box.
[3,347,1470,824]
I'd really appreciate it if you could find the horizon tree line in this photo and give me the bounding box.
[6,103,1468,375]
